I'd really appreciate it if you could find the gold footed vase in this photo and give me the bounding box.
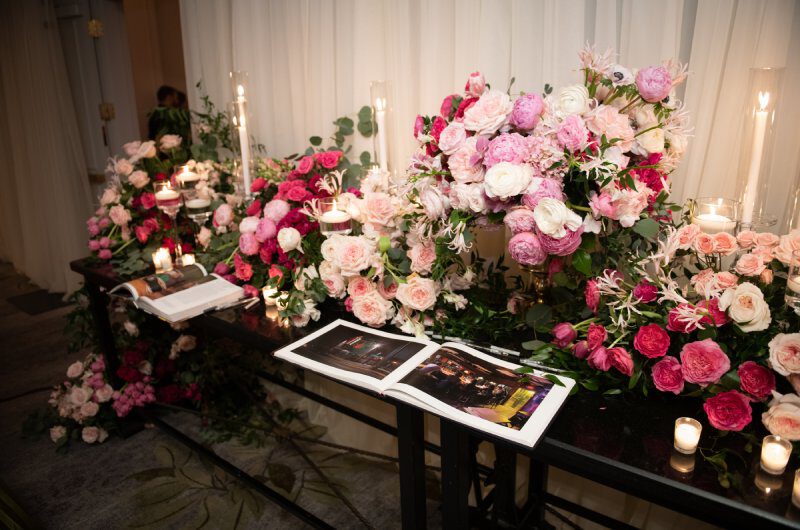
[521,262,550,305]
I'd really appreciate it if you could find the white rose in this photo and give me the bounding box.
[718,282,771,332]
[68,386,91,406]
[533,197,582,238]
[769,333,800,376]
[81,426,100,444]
[318,260,340,280]
[762,392,800,441]
[66,361,84,379]
[553,85,590,117]
[484,162,532,200]
[277,227,302,253]
[176,334,197,352]
[50,426,67,443]
[419,184,449,220]
[294,266,319,291]
[80,401,99,417]
[320,236,339,262]
[463,89,513,135]
[291,298,321,327]
[95,384,114,403]
[122,141,142,157]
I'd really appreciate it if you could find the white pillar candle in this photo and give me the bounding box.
[375,108,388,172]
[761,435,792,475]
[741,92,770,225]
[185,198,211,210]
[674,418,702,454]
[319,200,351,224]
[238,120,252,197]
[788,276,800,294]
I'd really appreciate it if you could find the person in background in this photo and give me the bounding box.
[147,85,190,141]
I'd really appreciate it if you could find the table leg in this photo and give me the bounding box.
[396,403,427,530]
[440,419,472,530]
[84,280,118,378]
[528,458,550,526]
[493,443,519,525]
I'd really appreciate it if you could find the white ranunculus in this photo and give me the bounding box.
[718,282,771,332]
[532,197,582,238]
[553,84,590,117]
[484,162,532,200]
[277,227,302,253]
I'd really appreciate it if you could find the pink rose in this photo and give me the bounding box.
[636,66,673,103]
[573,341,590,360]
[755,232,780,247]
[396,277,438,312]
[414,115,425,139]
[213,204,234,227]
[551,323,577,348]
[314,150,343,169]
[297,156,314,175]
[585,106,635,151]
[507,232,547,266]
[109,205,131,226]
[588,191,615,219]
[734,253,766,277]
[736,230,757,250]
[88,239,101,251]
[464,71,486,97]
[238,233,260,255]
[82,426,100,444]
[463,90,513,135]
[251,177,267,193]
[537,226,584,256]
[587,346,611,371]
[667,303,699,333]
[522,178,564,210]
[608,347,633,376]
[286,186,310,203]
[585,280,600,313]
[703,390,752,432]
[377,280,398,300]
[712,232,738,256]
[556,114,589,152]
[693,233,715,255]
[352,291,394,327]
[768,333,800,376]
[680,339,730,387]
[139,192,156,210]
[347,276,375,298]
[98,249,112,260]
[586,323,607,350]
[334,236,374,276]
[234,253,253,281]
[509,93,544,131]
[437,121,467,155]
[361,192,395,226]
[697,298,729,328]
[255,217,277,242]
[676,224,701,249]
[503,207,537,234]
[408,243,437,275]
[447,137,485,183]
[633,281,658,302]
[633,324,670,358]
[484,133,530,168]
[760,268,774,285]
[263,199,291,223]
[762,393,800,440]
[135,226,150,244]
[651,356,684,394]
[440,94,458,119]
[737,361,775,400]
[716,271,739,290]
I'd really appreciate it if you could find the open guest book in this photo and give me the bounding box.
[110,264,243,323]
[275,319,575,447]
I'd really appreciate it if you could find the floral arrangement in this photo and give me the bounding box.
[405,46,688,284]
[533,224,800,438]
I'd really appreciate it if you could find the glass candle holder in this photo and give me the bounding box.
[318,196,353,236]
[182,189,212,225]
[761,435,792,475]
[786,251,800,315]
[674,417,702,454]
[154,181,182,216]
[370,80,390,171]
[152,247,173,273]
[689,197,738,234]
[175,164,200,192]
[669,449,696,474]
[793,469,800,507]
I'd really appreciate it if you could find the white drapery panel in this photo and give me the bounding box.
[0,0,93,293]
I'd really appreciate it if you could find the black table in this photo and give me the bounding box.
[70,258,800,529]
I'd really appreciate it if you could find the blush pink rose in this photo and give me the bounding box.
[239,233,260,255]
[716,271,739,290]
[213,204,234,227]
[509,93,544,131]
[675,223,701,249]
[396,276,438,312]
[636,66,673,103]
[538,226,584,256]
[347,276,375,298]
[361,192,395,226]
[651,356,684,394]
[448,137,485,183]
[736,230,757,250]
[323,275,346,298]
[693,233,715,255]
[755,232,780,247]
[437,121,467,156]
[377,280,398,300]
[633,324,670,358]
[556,114,589,152]
[734,253,766,277]
[503,207,537,234]
[335,236,373,276]
[768,333,800,376]
[712,232,738,256]
[352,291,394,327]
[608,347,633,376]
[507,232,546,266]
[484,133,530,168]
[703,390,752,432]
[408,243,437,275]
[680,339,730,387]
[464,71,486,97]
[585,106,635,151]
[737,361,775,400]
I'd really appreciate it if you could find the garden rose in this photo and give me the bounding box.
[703,390,752,432]
[277,227,302,253]
[437,121,467,155]
[507,232,546,266]
[484,133,530,168]
[768,333,800,376]
[408,243,437,275]
[675,224,701,249]
[737,361,775,400]
[314,150,343,169]
[396,277,438,312]
[352,291,394,327]
[347,276,375,298]
[734,253,765,277]
[50,426,66,443]
[239,216,259,234]
[503,207,537,234]
[522,177,564,210]
[239,233,259,255]
[509,93,544,131]
[448,137,485,184]
[323,274,346,298]
[360,192,395,226]
[333,235,374,276]
[585,105,635,151]
[82,426,101,444]
[263,199,291,223]
[712,232,738,256]
[255,217,277,242]
[762,393,800,441]
[636,66,673,103]
[377,280,398,300]
[213,204,234,227]
[484,162,532,200]
[633,281,658,303]
[586,323,607,350]
[556,115,589,152]
[551,323,577,349]
[651,356,684,394]
[680,339,730,387]
[128,170,149,189]
[463,89,513,135]
[66,361,84,379]
[608,347,633,376]
[585,280,600,313]
[718,282,771,332]
[533,198,582,238]
[552,84,590,117]
[159,134,182,150]
[465,71,486,97]
[633,324,670,358]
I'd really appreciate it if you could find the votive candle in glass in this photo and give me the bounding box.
[689,197,738,234]
[761,435,792,475]
[674,417,702,454]
[318,196,352,236]
[152,247,173,273]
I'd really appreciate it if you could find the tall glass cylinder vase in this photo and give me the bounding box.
[737,67,784,230]
[229,70,254,198]
[783,162,800,234]
[370,80,390,172]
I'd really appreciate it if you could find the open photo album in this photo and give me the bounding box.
[275,319,575,447]
[110,264,244,323]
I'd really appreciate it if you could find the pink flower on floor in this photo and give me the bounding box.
[651,356,684,394]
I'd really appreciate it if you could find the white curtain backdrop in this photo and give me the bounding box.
[0,0,93,293]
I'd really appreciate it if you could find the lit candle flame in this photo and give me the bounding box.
[758,91,770,111]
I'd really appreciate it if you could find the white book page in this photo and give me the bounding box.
[385,341,574,447]
[274,320,438,393]
[142,275,243,322]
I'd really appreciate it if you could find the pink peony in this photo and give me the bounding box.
[263,199,291,223]
[255,217,277,242]
[588,191,615,219]
[703,390,752,432]
[737,361,775,400]
[464,71,486,97]
[521,178,564,210]
[507,232,547,266]
[448,137,485,183]
[483,133,531,168]
[633,281,658,302]
[239,233,260,255]
[586,323,607,350]
[503,207,537,234]
[636,66,673,103]
[509,93,544,131]
[651,356,684,394]
[98,249,112,260]
[633,324,670,358]
[234,253,253,281]
[608,347,633,376]
[538,226,584,256]
[551,323,577,349]
[585,280,600,313]
[88,239,101,251]
[680,339,730,387]
[314,150,343,169]
[556,114,589,152]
